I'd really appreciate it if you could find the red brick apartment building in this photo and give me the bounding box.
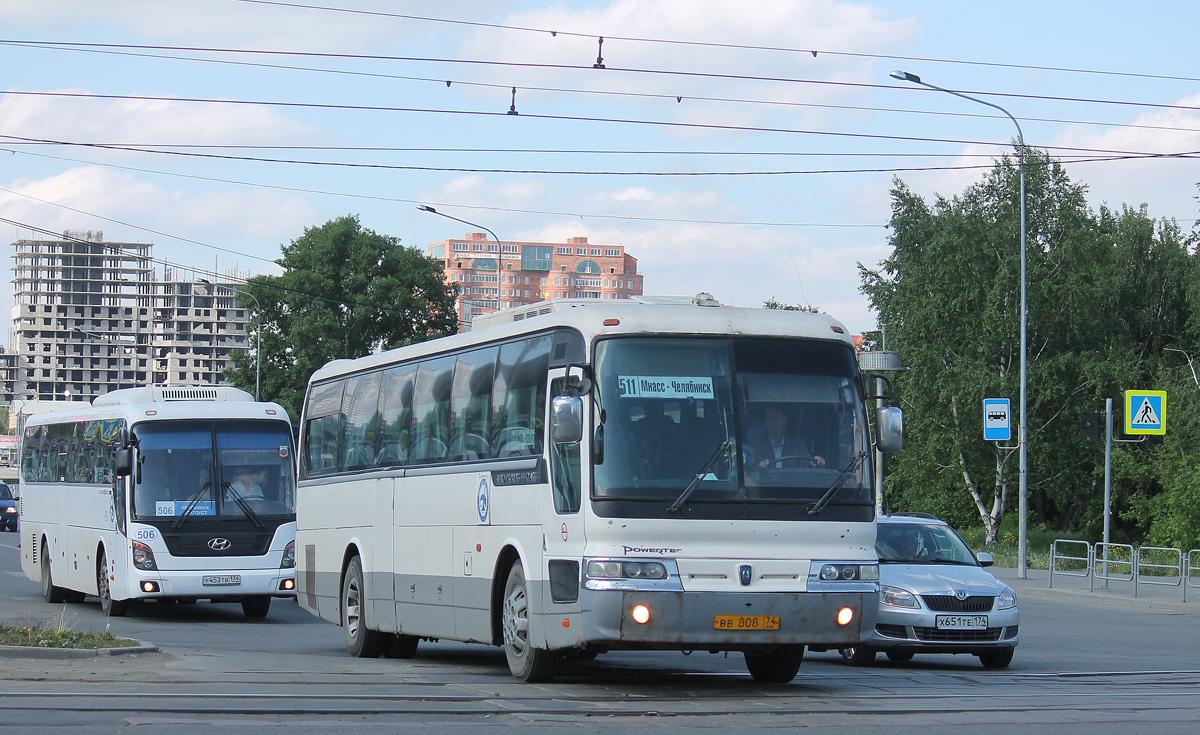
[428,233,644,331]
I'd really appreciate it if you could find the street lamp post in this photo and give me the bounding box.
[73,327,128,393]
[201,279,261,400]
[417,205,504,325]
[889,70,1030,578]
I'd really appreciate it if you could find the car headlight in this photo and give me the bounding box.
[880,585,920,608]
[996,586,1017,609]
[131,541,158,571]
[280,540,296,569]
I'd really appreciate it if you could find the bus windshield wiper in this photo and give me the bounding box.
[172,482,211,529]
[805,452,867,516]
[667,438,732,514]
[222,482,264,528]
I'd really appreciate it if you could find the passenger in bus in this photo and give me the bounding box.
[227,466,268,499]
[747,404,825,469]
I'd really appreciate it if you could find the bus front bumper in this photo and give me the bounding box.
[576,588,876,650]
[125,567,297,600]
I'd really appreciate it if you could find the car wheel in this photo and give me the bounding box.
[840,646,876,666]
[502,563,558,682]
[978,648,1014,669]
[98,553,129,617]
[885,650,915,663]
[341,556,383,658]
[744,644,804,683]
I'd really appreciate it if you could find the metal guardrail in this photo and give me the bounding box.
[1051,539,1196,600]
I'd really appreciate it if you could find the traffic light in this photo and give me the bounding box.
[1082,411,1102,441]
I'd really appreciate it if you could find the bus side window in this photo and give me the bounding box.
[492,335,551,458]
[549,378,581,514]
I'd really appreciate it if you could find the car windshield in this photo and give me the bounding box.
[131,419,295,521]
[592,336,872,520]
[877,522,978,565]
[0,484,10,500]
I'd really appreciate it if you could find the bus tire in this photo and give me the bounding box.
[98,552,129,617]
[501,563,558,682]
[242,596,271,619]
[383,633,420,659]
[41,550,66,604]
[744,644,804,683]
[341,556,383,658]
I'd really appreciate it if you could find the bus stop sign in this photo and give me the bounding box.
[983,398,1011,441]
[1125,390,1166,435]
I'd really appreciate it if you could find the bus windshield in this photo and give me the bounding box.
[131,420,295,521]
[593,337,872,519]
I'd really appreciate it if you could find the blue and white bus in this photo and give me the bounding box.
[20,386,297,618]
[296,298,902,681]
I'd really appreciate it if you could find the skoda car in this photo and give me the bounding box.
[0,482,16,532]
[839,514,1019,668]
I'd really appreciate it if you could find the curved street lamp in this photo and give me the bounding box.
[417,205,505,326]
[889,70,1030,578]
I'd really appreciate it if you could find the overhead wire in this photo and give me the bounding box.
[3,39,1198,114]
[225,0,1200,86]
[4,41,1198,136]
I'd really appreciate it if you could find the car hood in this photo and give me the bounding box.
[880,563,1010,596]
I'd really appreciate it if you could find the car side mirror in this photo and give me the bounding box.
[976,551,995,567]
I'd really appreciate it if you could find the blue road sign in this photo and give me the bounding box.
[1125,390,1166,435]
[983,398,1011,441]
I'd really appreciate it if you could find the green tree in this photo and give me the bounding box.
[859,150,1163,542]
[224,215,459,418]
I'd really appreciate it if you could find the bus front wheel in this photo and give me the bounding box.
[501,563,558,682]
[41,550,66,604]
[242,596,271,619]
[341,556,383,658]
[97,553,129,617]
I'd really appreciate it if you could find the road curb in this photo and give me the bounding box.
[0,640,159,659]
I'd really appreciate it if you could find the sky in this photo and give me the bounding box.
[1,0,1198,339]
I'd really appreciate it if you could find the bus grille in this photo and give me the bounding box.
[161,531,272,557]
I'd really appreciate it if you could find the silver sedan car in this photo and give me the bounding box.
[839,514,1019,668]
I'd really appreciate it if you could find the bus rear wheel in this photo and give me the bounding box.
[98,553,129,617]
[341,556,383,658]
[501,563,558,682]
[41,550,66,604]
[744,644,804,683]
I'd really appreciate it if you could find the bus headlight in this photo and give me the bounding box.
[131,541,158,571]
[280,540,296,569]
[586,560,667,580]
[809,562,878,588]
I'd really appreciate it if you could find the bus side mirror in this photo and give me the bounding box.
[114,448,133,477]
[551,396,583,444]
[876,406,904,453]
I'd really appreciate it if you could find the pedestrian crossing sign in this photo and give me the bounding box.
[1125,390,1166,435]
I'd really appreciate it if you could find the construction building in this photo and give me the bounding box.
[6,231,253,411]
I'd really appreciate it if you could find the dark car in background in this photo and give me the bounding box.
[838,513,1019,668]
[0,482,16,531]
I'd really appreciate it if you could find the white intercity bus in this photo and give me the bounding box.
[296,298,902,682]
[19,386,298,618]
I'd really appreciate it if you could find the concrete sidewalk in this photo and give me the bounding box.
[990,565,1200,615]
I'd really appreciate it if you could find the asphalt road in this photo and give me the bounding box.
[2,531,1200,734]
